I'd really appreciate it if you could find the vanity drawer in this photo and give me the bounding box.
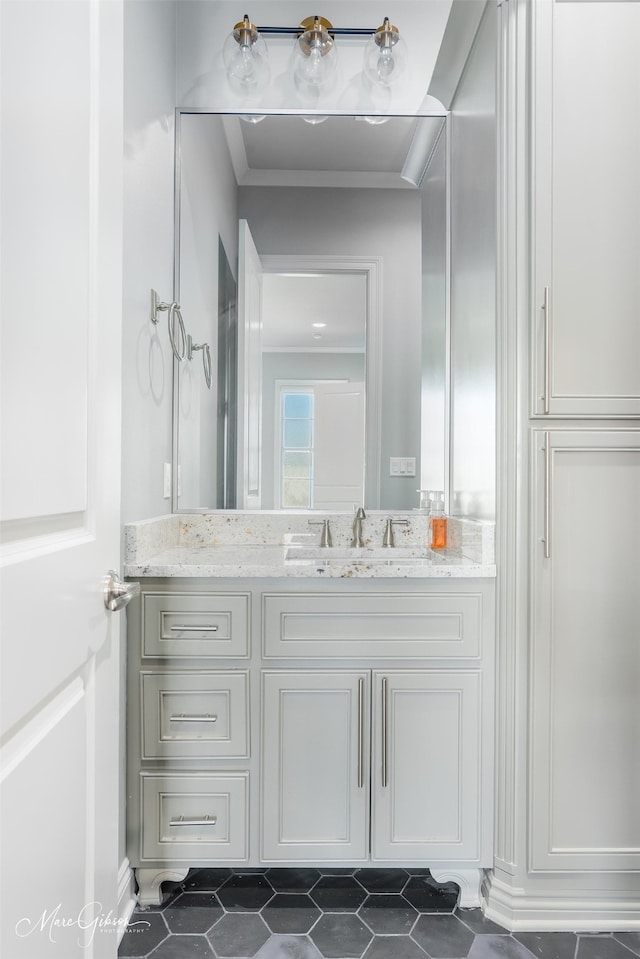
[140,672,249,759]
[262,591,484,658]
[140,773,248,862]
[142,592,249,658]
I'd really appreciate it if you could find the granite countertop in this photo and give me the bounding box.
[123,513,496,579]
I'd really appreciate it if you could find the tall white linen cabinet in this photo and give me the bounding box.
[487,0,640,930]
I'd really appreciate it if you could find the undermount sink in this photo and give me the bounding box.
[284,545,439,564]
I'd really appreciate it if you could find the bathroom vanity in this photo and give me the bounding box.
[124,513,495,908]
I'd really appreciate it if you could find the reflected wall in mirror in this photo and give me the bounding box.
[175,112,446,512]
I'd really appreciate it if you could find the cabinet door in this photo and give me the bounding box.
[531,429,640,870]
[261,670,369,861]
[371,671,483,862]
[532,0,640,417]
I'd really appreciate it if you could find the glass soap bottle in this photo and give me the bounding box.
[429,493,447,549]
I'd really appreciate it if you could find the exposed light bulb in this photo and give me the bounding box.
[363,19,406,88]
[293,16,337,99]
[223,16,269,93]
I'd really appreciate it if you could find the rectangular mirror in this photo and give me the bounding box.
[174,112,446,512]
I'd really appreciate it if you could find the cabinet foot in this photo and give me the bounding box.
[430,868,483,908]
[135,867,190,906]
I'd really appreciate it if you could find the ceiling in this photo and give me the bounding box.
[261,273,367,351]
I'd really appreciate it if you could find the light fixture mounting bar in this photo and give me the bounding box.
[255,26,380,37]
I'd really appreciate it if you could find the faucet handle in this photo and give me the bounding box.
[308,519,332,547]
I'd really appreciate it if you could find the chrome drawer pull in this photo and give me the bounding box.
[169,713,218,723]
[170,624,219,632]
[169,814,217,827]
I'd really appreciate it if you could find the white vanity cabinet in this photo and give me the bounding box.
[126,577,495,907]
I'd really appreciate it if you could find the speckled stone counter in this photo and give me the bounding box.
[123,512,495,579]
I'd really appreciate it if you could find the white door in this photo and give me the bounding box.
[237,220,262,508]
[313,382,365,510]
[1,3,124,958]
[261,671,370,862]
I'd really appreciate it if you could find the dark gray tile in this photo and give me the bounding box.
[262,894,321,934]
[577,935,639,959]
[148,934,215,959]
[318,868,356,876]
[266,869,322,893]
[412,913,476,957]
[355,869,409,893]
[514,932,578,959]
[614,932,640,957]
[310,913,373,958]
[358,894,418,935]
[310,875,368,912]
[253,936,324,959]
[118,910,168,957]
[207,913,271,958]
[406,869,433,877]
[183,869,233,892]
[163,893,223,934]
[362,936,428,959]
[467,936,538,958]
[403,876,459,913]
[456,909,510,936]
[218,875,274,911]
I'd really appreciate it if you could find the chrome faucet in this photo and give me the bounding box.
[308,518,332,547]
[382,517,409,548]
[351,507,366,547]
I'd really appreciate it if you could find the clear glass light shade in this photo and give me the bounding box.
[223,21,269,91]
[363,21,407,87]
[293,17,337,94]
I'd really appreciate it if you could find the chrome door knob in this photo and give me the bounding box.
[103,570,140,612]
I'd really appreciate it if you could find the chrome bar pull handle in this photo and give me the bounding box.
[357,677,365,788]
[103,571,140,612]
[381,677,389,788]
[170,624,218,632]
[169,815,217,827]
[542,286,551,414]
[543,432,551,559]
[169,713,218,723]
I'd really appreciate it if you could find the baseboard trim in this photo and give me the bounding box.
[117,857,137,944]
[483,871,640,932]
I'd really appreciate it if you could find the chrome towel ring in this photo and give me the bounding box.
[150,288,187,361]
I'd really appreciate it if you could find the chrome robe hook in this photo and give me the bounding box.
[150,289,187,361]
[187,334,212,389]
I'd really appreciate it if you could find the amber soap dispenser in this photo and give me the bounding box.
[429,492,447,549]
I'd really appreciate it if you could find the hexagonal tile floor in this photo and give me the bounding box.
[118,868,640,959]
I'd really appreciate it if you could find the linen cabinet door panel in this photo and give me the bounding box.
[532,0,640,417]
[372,671,482,862]
[261,671,369,861]
[531,430,640,870]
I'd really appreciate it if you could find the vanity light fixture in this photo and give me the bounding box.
[223,14,407,99]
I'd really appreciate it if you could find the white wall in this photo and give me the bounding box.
[448,2,496,520]
[122,0,177,524]
[239,186,422,509]
[178,114,239,508]
[420,124,448,500]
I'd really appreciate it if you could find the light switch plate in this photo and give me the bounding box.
[389,457,416,477]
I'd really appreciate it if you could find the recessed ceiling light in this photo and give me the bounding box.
[312,322,327,328]
[312,333,322,340]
